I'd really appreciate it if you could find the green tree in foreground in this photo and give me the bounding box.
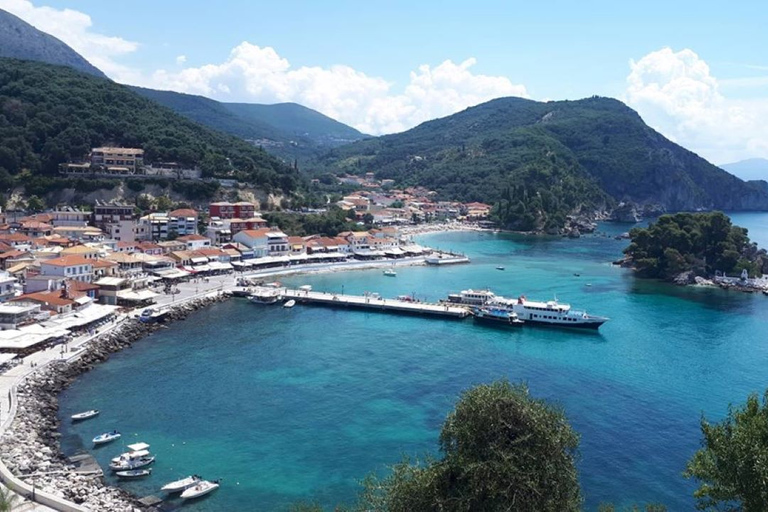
[0,485,19,512]
[358,380,582,512]
[685,390,768,512]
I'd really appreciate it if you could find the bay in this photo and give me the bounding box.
[58,214,768,511]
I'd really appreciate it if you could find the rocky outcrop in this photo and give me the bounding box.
[611,202,641,223]
[0,294,229,511]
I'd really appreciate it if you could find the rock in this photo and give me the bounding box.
[611,202,641,223]
[674,271,696,285]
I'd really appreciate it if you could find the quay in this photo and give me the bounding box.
[280,288,471,319]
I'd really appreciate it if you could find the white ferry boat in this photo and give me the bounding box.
[500,296,608,330]
[444,289,608,329]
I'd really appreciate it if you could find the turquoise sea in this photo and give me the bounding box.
[59,213,768,511]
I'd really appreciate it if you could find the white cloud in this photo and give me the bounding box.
[143,42,527,135]
[0,0,139,81]
[625,47,768,164]
[175,54,187,66]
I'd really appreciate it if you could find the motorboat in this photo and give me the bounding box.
[162,475,202,493]
[93,431,121,445]
[180,480,220,500]
[471,306,524,327]
[283,299,296,308]
[110,454,155,471]
[71,410,99,421]
[109,442,155,471]
[383,268,397,277]
[116,468,152,479]
[496,266,505,271]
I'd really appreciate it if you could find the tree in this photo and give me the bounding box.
[26,195,46,212]
[359,381,582,512]
[0,485,19,512]
[155,195,174,212]
[685,390,768,512]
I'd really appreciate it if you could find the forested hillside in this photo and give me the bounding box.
[315,96,768,229]
[0,58,299,194]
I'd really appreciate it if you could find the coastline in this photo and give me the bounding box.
[0,253,455,511]
[0,293,230,511]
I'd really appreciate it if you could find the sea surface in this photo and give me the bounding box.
[59,213,768,511]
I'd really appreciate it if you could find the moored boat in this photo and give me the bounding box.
[110,442,155,471]
[93,430,121,445]
[472,306,523,327]
[248,287,282,305]
[162,475,202,493]
[116,468,152,479]
[502,296,608,329]
[71,410,99,421]
[180,480,220,500]
[283,299,296,308]
[383,268,397,277]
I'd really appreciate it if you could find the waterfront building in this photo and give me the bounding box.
[0,302,42,330]
[40,255,94,283]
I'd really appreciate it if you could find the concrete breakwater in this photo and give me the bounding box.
[0,293,230,511]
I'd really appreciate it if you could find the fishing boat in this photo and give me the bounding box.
[162,475,202,493]
[383,268,397,277]
[180,480,220,500]
[71,410,99,421]
[93,431,121,445]
[116,468,152,479]
[283,299,296,308]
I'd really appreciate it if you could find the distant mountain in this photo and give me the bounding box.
[720,158,768,182]
[130,87,366,161]
[316,96,768,231]
[223,102,366,145]
[0,8,106,79]
[0,58,297,194]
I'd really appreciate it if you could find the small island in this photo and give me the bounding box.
[623,211,768,290]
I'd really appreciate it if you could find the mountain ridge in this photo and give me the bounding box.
[720,158,768,182]
[0,9,106,79]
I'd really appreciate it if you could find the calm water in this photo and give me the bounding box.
[59,215,768,511]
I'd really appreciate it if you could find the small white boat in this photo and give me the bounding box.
[298,285,312,292]
[93,430,121,445]
[71,410,99,421]
[180,480,220,500]
[283,299,296,308]
[496,266,505,271]
[110,442,155,471]
[383,269,397,277]
[162,475,202,493]
[116,468,151,479]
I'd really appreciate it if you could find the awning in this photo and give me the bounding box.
[74,296,92,305]
[190,256,208,264]
[182,266,198,273]
[153,268,190,279]
[0,353,18,365]
[117,289,160,302]
[208,262,233,271]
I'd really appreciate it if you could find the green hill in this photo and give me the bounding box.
[315,96,768,230]
[129,87,366,161]
[0,58,298,195]
[223,102,366,145]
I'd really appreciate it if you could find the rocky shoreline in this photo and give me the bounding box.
[0,293,230,511]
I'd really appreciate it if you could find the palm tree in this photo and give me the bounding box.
[0,485,19,512]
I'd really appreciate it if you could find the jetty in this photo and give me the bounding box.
[281,289,471,319]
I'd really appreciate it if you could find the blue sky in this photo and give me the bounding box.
[3,0,767,163]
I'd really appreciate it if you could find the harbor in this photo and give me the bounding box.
[279,288,472,318]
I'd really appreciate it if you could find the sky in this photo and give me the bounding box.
[2,0,767,164]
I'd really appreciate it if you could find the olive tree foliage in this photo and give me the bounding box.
[358,380,582,512]
[685,390,768,512]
